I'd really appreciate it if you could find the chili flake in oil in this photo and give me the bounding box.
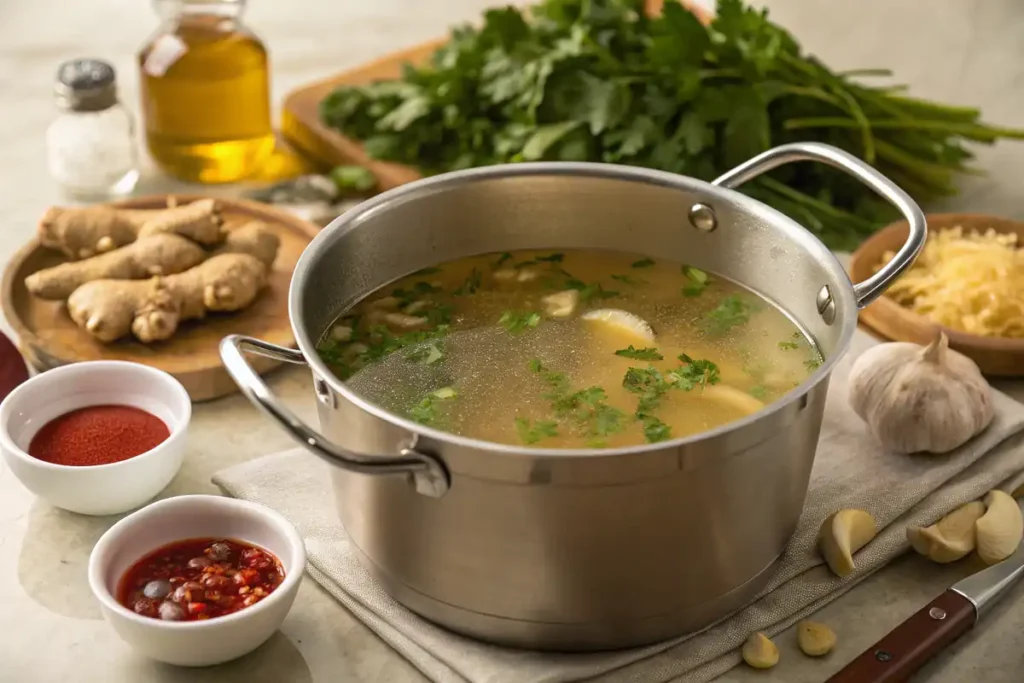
[117,538,284,621]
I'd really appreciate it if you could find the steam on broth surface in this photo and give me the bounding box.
[317,250,822,449]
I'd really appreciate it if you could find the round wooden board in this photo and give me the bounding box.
[1,195,318,402]
[849,212,1024,377]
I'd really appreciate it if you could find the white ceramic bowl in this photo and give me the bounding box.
[88,494,306,667]
[0,360,191,515]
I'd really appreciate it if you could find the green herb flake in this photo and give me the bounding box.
[565,278,618,302]
[778,340,800,351]
[682,266,710,297]
[750,385,769,400]
[408,387,457,425]
[641,416,672,443]
[499,309,541,333]
[535,253,565,263]
[676,353,721,389]
[405,341,445,365]
[328,165,377,193]
[611,274,646,285]
[514,417,559,445]
[632,258,655,269]
[454,268,482,296]
[705,295,757,334]
[615,345,664,361]
[494,252,512,268]
[804,357,823,371]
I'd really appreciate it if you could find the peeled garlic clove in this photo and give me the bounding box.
[906,501,986,564]
[848,332,994,454]
[975,490,1023,565]
[542,290,580,318]
[818,508,877,577]
[702,384,765,416]
[581,309,655,342]
[797,620,836,657]
[741,632,779,669]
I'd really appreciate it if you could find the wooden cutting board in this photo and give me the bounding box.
[281,0,709,189]
[2,196,318,402]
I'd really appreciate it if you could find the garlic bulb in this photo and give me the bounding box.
[848,332,993,454]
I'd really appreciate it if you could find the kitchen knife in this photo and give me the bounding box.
[826,516,1024,682]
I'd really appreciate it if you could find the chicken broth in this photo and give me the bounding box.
[317,250,822,448]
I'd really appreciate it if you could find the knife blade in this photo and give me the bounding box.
[826,505,1024,683]
[823,497,1024,683]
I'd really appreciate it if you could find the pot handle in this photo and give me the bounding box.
[712,141,926,308]
[219,334,450,498]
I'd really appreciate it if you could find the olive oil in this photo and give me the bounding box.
[138,1,272,183]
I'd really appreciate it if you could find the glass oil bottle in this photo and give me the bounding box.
[138,0,273,183]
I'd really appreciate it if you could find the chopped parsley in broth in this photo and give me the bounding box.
[317,249,822,448]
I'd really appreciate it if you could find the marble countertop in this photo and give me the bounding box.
[2,0,1024,681]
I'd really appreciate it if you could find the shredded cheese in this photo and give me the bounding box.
[879,226,1024,338]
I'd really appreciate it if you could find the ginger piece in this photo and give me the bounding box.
[25,233,206,300]
[137,198,224,245]
[67,253,269,343]
[217,221,280,266]
[38,199,224,260]
[818,509,878,577]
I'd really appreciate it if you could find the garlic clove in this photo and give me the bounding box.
[741,632,779,669]
[975,490,1023,565]
[848,332,994,455]
[906,501,986,563]
[797,620,837,657]
[818,508,877,577]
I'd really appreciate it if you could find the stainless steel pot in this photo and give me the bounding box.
[221,142,925,651]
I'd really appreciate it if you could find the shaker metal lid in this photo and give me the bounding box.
[54,58,118,112]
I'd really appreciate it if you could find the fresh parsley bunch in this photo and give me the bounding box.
[321,0,1024,250]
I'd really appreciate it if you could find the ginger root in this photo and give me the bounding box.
[39,199,224,259]
[66,222,278,344]
[218,221,280,265]
[68,253,270,343]
[25,233,207,300]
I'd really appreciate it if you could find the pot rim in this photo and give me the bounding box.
[288,161,857,459]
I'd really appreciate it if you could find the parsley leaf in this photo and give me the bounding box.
[408,387,457,425]
[535,252,565,263]
[641,415,672,443]
[704,295,758,334]
[615,345,663,360]
[454,268,482,296]
[499,310,541,333]
[405,341,445,365]
[565,278,618,302]
[682,266,710,297]
[778,340,799,351]
[631,258,655,269]
[515,417,559,445]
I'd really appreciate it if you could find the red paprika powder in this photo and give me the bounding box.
[28,405,170,467]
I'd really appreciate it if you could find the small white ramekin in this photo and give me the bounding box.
[88,494,306,667]
[0,360,191,515]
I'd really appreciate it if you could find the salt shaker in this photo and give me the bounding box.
[46,59,140,200]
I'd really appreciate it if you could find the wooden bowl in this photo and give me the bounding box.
[849,213,1024,377]
[1,195,319,402]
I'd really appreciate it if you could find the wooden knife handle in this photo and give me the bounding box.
[826,590,976,683]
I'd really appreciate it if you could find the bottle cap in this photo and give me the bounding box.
[54,59,118,112]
